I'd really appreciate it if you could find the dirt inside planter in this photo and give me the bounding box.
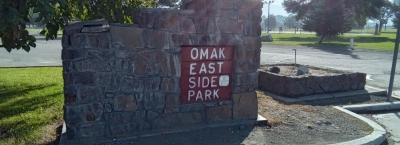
[263,64,341,76]
[257,91,372,145]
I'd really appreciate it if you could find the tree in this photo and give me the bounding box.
[275,15,286,28]
[261,15,268,31]
[0,0,156,52]
[376,1,394,32]
[158,0,180,8]
[284,15,301,29]
[283,0,385,43]
[269,15,277,31]
[392,5,400,29]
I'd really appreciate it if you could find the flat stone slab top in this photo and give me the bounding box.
[259,64,367,98]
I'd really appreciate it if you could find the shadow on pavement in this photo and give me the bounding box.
[301,43,361,59]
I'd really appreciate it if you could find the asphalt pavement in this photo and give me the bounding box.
[261,44,400,97]
[0,38,62,67]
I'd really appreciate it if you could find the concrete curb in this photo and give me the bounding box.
[267,85,387,104]
[331,106,386,145]
[342,102,400,113]
[393,94,400,100]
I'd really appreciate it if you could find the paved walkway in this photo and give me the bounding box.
[373,112,400,145]
[261,44,400,97]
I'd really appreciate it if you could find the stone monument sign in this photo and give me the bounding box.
[180,45,234,103]
[61,0,262,144]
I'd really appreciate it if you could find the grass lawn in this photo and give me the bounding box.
[265,32,397,51]
[0,67,64,145]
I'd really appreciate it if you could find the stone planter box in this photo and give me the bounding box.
[258,64,367,98]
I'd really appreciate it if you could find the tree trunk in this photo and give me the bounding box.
[379,20,384,33]
[374,23,379,35]
[318,34,325,44]
[385,24,387,31]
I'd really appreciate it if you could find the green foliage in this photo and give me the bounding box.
[269,15,277,30]
[376,1,394,33]
[284,15,302,29]
[68,0,156,23]
[0,0,156,52]
[283,0,385,43]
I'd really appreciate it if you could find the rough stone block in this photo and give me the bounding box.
[218,34,243,45]
[216,17,243,34]
[73,72,95,85]
[157,52,176,76]
[179,17,196,34]
[243,20,261,36]
[143,30,169,49]
[104,112,145,125]
[170,34,187,47]
[164,93,180,113]
[235,59,260,73]
[77,86,102,104]
[146,110,161,121]
[238,0,263,21]
[84,34,111,49]
[143,78,161,91]
[108,122,148,136]
[198,34,218,45]
[143,92,165,110]
[161,78,178,92]
[114,96,137,112]
[153,112,203,129]
[69,33,86,49]
[243,36,262,49]
[132,51,170,76]
[206,105,232,123]
[233,73,258,87]
[232,92,258,120]
[181,0,217,14]
[78,122,105,138]
[154,12,180,32]
[218,0,237,10]
[111,26,144,49]
[65,103,104,126]
[193,17,217,34]
[64,85,77,105]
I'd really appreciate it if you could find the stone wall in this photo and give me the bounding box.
[259,64,366,97]
[61,0,262,144]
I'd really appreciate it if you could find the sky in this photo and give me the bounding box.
[262,0,289,17]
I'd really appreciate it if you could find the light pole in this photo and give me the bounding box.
[388,2,400,99]
[265,0,274,34]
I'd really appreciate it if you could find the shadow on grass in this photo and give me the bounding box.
[0,83,62,140]
[0,84,58,102]
[0,91,62,120]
